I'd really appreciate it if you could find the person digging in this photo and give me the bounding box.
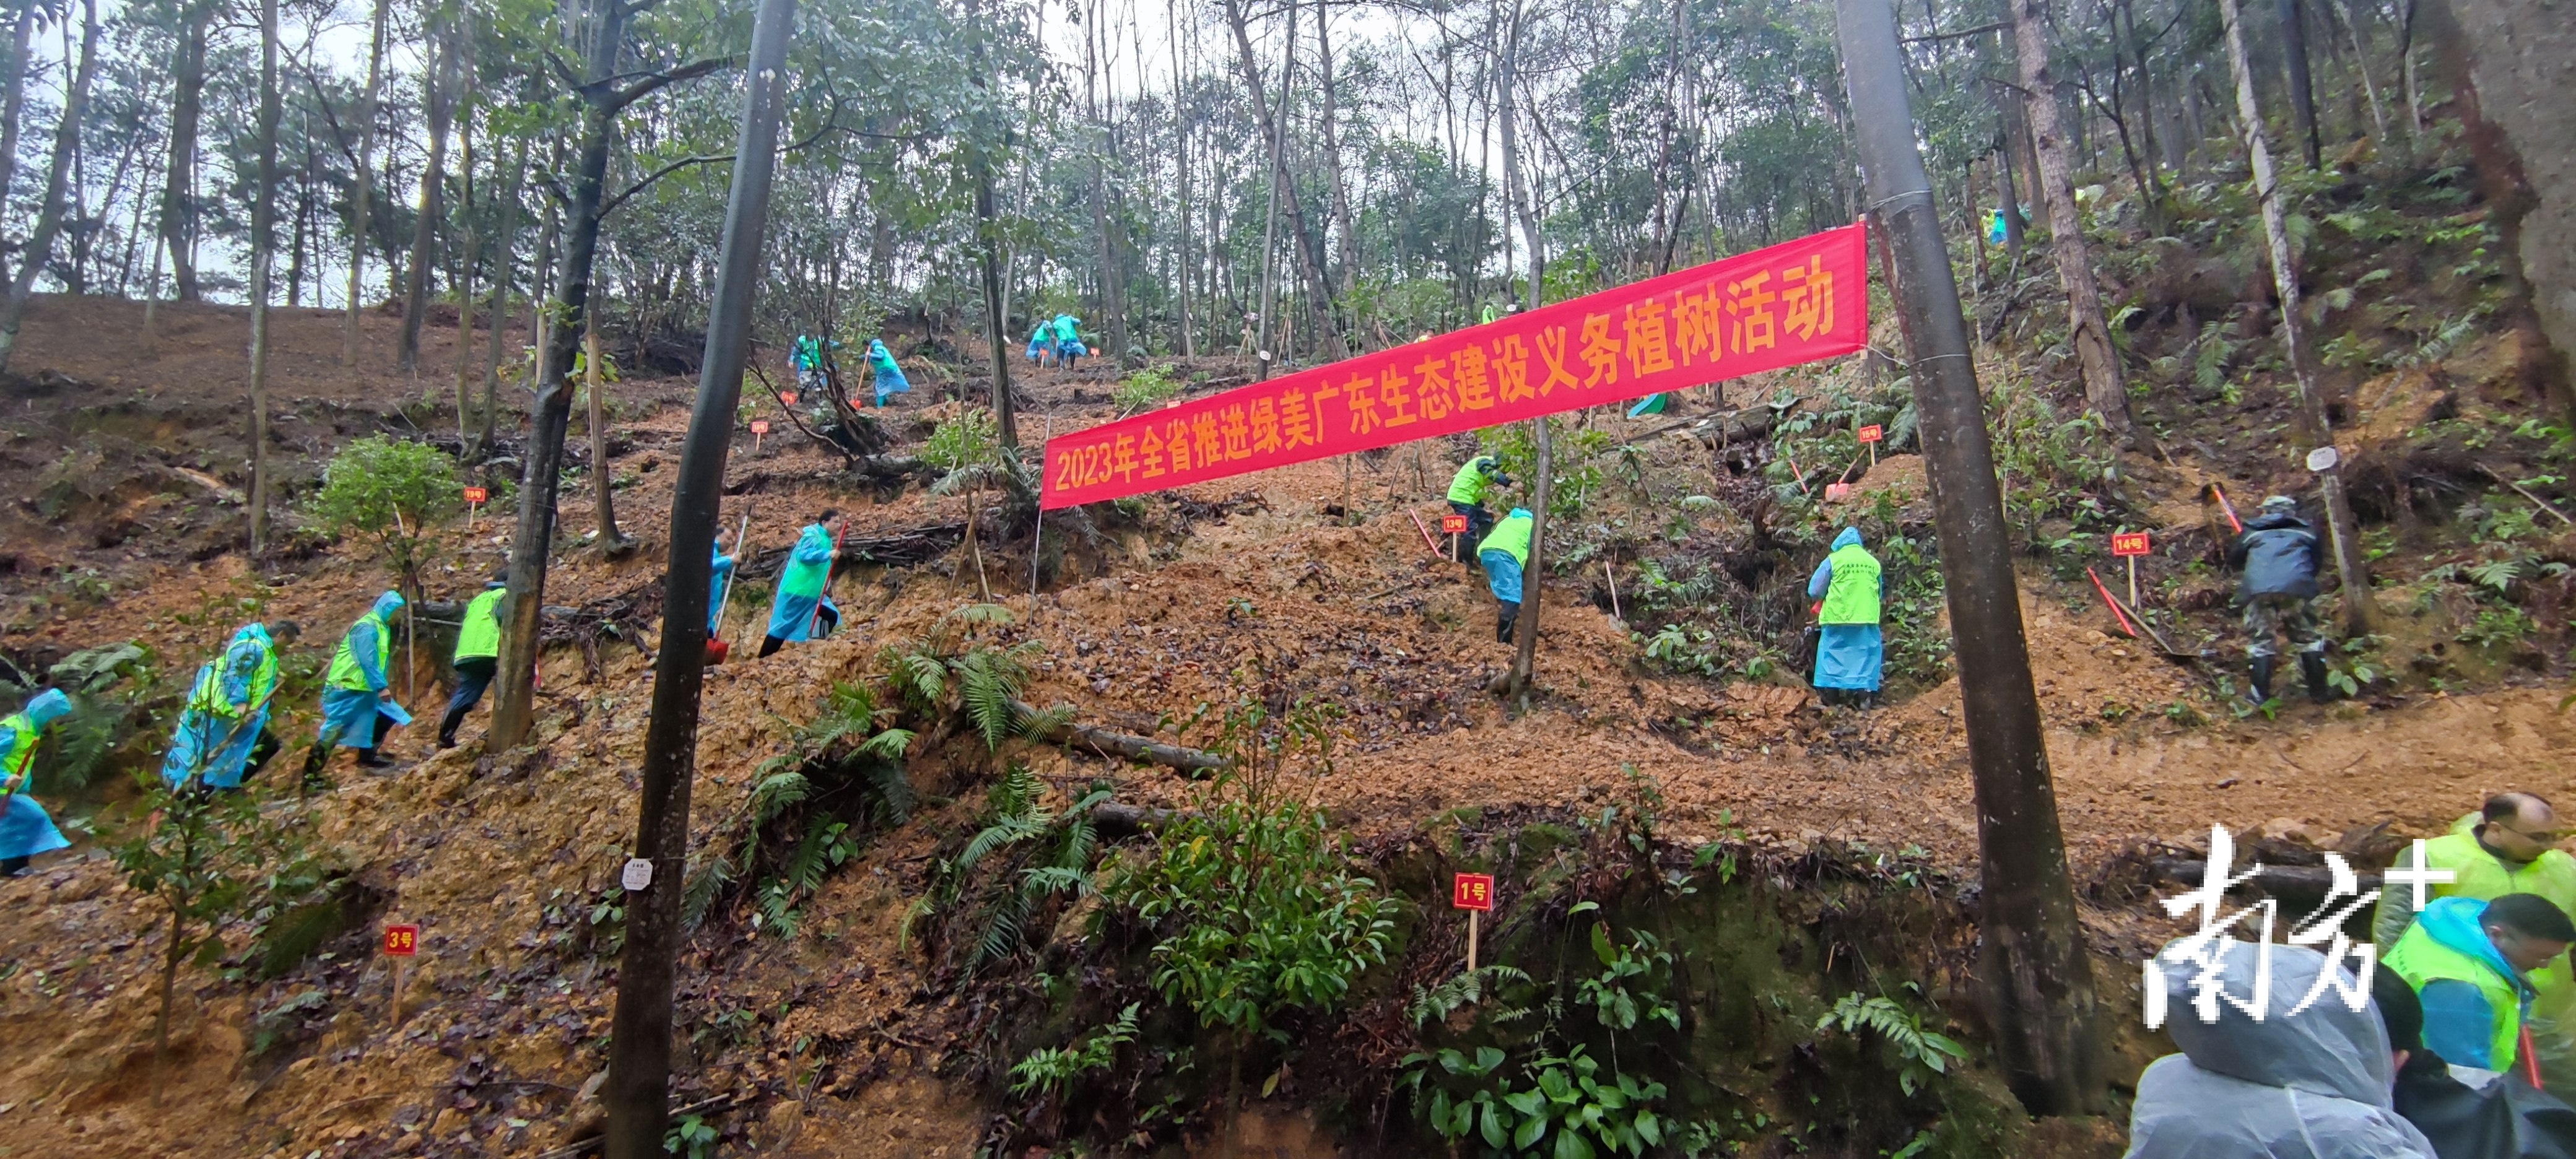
[438,571,509,750]
[1444,454,1509,562]
[1478,507,1534,645]
[2226,493,2333,705]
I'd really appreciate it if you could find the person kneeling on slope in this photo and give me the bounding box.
[1478,508,1534,645]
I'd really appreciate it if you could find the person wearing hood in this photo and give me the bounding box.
[791,334,838,396]
[759,514,845,658]
[318,590,411,770]
[1806,527,1886,707]
[2127,937,2437,1157]
[2226,493,2331,704]
[0,689,73,877]
[1477,508,1535,645]
[709,532,738,637]
[1052,314,1087,368]
[2387,894,2576,1080]
[1025,321,1056,367]
[1445,455,1510,558]
[438,573,510,750]
[867,338,911,407]
[162,620,299,790]
[2372,794,2576,1089]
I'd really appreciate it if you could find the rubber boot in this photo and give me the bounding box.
[2247,655,2276,706]
[2302,653,2333,703]
[2,856,28,878]
[355,748,393,769]
[1497,602,1520,645]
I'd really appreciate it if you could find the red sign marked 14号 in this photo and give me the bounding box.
[2110,532,2152,557]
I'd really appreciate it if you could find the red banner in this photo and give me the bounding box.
[1041,222,1869,509]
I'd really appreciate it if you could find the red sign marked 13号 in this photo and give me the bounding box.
[1856,423,1883,443]
[1440,513,1470,535]
[462,486,489,505]
[383,923,419,957]
[1452,873,1495,911]
[2110,532,2152,557]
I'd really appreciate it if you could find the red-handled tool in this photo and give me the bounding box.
[2087,566,2139,638]
[2209,483,2245,535]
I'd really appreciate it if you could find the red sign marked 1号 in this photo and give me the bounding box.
[1453,872,1495,973]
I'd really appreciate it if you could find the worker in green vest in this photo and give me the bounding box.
[0,689,72,876]
[2373,792,2576,1083]
[2384,893,2576,1077]
[316,591,411,771]
[160,620,298,790]
[438,574,509,750]
[1445,454,1510,559]
[1477,508,1534,645]
[1805,527,1886,707]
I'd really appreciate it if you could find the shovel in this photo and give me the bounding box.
[2087,566,2201,663]
[705,510,753,664]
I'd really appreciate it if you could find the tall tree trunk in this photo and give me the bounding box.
[488,0,720,750]
[1314,0,1359,304]
[586,324,624,546]
[2221,0,2374,634]
[2328,0,2391,152]
[159,1,210,302]
[2278,0,2323,167]
[1221,0,1338,361]
[970,0,1015,446]
[1083,0,1125,369]
[399,32,457,373]
[0,4,37,248]
[471,139,524,458]
[603,0,793,1152]
[0,0,96,373]
[342,0,389,367]
[1244,0,1292,380]
[2010,0,2138,446]
[246,0,277,552]
[1497,0,1543,310]
[1168,0,1194,358]
[452,84,478,441]
[1835,0,2105,1112]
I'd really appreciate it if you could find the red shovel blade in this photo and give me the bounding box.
[705,637,731,665]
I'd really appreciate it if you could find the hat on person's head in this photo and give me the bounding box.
[2260,495,2297,512]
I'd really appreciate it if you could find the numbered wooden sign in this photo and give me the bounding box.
[1824,482,1852,501]
[2110,531,2152,557]
[1856,424,1884,444]
[1452,873,1495,911]
[462,486,489,505]
[749,420,771,436]
[780,391,799,407]
[1440,514,1470,535]
[383,923,420,957]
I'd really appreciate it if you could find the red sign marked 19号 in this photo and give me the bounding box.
[1454,873,1494,973]
[1856,424,1883,443]
[463,486,488,530]
[2111,531,2152,609]
[1042,223,1871,509]
[462,486,488,506]
[749,419,771,456]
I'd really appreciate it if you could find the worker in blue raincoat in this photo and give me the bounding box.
[709,532,737,636]
[759,516,845,658]
[867,339,912,406]
[1477,508,1535,645]
[1052,315,1087,368]
[317,591,411,770]
[0,689,72,877]
[161,621,298,790]
[1807,527,1885,707]
[1026,322,1055,367]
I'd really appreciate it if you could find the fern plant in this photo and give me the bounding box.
[1010,1002,1141,1099]
[1814,991,1970,1097]
[880,604,1069,753]
[909,765,1116,977]
[686,681,916,936]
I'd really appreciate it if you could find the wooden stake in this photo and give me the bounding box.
[2126,553,2138,610]
[389,955,406,1029]
[1466,909,1480,973]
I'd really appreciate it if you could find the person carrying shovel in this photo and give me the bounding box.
[161,620,298,789]
[759,513,846,658]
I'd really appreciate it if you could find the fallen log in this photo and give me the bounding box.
[1093,802,1179,837]
[2148,857,2381,895]
[1012,698,1230,775]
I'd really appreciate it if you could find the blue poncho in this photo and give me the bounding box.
[765,524,841,642]
[161,624,277,789]
[0,690,73,861]
[1807,527,1885,692]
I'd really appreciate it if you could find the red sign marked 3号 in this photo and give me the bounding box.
[383,923,419,957]
[1452,873,1495,911]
